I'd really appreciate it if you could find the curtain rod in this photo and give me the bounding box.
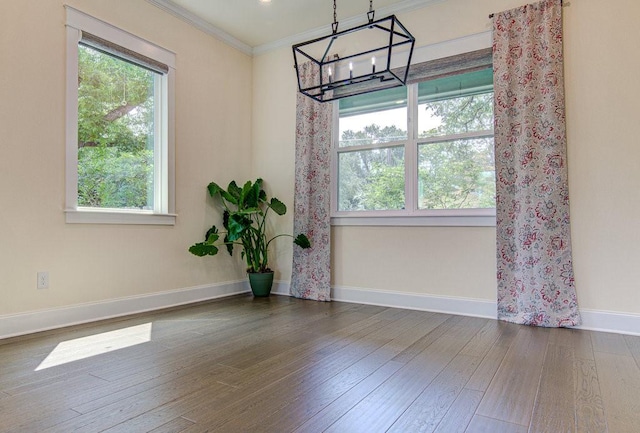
[488,0,565,18]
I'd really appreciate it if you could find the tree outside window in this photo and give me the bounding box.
[335,68,495,215]
[77,45,157,209]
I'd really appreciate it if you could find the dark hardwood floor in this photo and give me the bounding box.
[1,295,639,432]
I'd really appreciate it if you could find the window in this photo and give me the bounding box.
[65,7,175,225]
[333,61,495,226]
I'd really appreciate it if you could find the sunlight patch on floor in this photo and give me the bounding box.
[35,323,152,371]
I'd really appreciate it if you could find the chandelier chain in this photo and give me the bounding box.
[367,0,375,23]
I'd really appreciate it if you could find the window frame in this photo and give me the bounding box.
[65,6,176,225]
[331,49,496,227]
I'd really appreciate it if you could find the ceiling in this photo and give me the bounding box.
[148,0,435,55]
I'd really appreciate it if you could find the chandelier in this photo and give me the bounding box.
[292,0,415,102]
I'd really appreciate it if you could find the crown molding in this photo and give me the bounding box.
[147,0,445,56]
[146,0,253,56]
[254,0,445,55]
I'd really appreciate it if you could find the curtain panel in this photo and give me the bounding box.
[493,0,581,326]
[290,62,332,301]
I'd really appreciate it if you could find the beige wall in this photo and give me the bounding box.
[2,0,639,320]
[0,0,252,316]
[252,0,640,315]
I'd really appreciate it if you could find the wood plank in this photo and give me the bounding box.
[549,328,595,360]
[465,415,528,433]
[159,312,409,433]
[624,334,640,368]
[40,362,238,432]
[459,319,505,357]
[0,296,639,433]
[475,325,549,426]
[0,373,108,432]
[179,336,395,432]
[251,312,448,433]
[147,417,195,433]
[291,361,405,433]
[85,298,360,385]
[591,332,632,356]
[572,329,597,361]
[465,322,518,392]
[387,354,481,432]
[103,310,423,433]
[290,313,451,433]
[321,316,482,433]
[76,306,384,431]
[529,344,576,433]
[390,314,461,364]
[594,351,640,432]
[433,388,483,433]
[4,410,81,433]
[71,362,238,415]
[575,358,607,433]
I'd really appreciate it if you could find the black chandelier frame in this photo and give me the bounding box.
[292,9,415,103]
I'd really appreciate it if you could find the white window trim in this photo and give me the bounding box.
[330,32,496,227]
[64,6,176,225]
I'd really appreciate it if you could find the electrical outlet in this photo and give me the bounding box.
[37,271,49,289]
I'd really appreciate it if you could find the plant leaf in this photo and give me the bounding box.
[207,182,223,198]
[222,211,230,230]
[220,190,238,205]
[223,233,234,255]
[234,207,260,216]
[245,181,260,208]
[227,213,251,241]
[238,180,253,208]
[224,181,241,205]
[189,242,219,256]
[204,225,219,242]
[205,232,220,244]
[269,197,286,215]
[294,233,311,249]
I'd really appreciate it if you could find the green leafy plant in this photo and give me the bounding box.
[189,179,311,273]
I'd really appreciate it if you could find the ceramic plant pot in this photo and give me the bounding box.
[248,271,274,297]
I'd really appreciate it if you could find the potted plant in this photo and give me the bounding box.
[189,179,311,297]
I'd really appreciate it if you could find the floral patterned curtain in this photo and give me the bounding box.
[493,0,581,326]
[290,63,332,301]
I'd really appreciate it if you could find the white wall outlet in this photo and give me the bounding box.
[37,271,49,289]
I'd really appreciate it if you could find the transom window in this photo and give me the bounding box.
[332,66,495,226]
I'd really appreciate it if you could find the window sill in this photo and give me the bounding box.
[331,212,496,227]
[65,208,177,225]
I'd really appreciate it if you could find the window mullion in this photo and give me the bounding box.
[336,141,406,154]
[330,100,340,216]
[418,129,494,144]
[406,83,418,214]
[154,74,163,213]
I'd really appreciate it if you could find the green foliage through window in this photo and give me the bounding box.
[77,44,156,209]
[337,70,495,213]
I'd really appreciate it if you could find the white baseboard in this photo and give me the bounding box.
[270,280,293,296]
[329,285,640,336]
[577,309,640,336]
[331,285,497,319]
[3,281,639,340]
[0,280,249,340]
